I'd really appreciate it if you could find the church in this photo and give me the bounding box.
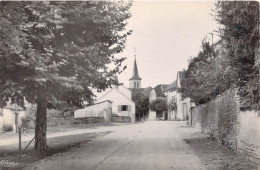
[93,53,154,122]
[128,56,155,121]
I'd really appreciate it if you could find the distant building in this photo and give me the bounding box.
[96,85,135,123]
[148,84,169,120]
[164,71,193,121]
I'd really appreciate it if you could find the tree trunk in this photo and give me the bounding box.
[34,87,48,153]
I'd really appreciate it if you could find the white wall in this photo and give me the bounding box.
[2,108,25,133]
[148,89,157,120]
[238,110,260,162]
[74,101,112,123]
[0,116,4,132]
[97,87,135,123]
[165,90,177,120]
[164,89,191,121]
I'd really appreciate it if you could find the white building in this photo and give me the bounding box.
[96,85,135,123]
[164,71,193,121]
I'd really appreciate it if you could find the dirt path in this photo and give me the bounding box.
[26,121,206,170]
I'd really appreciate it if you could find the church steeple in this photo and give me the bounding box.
[130,59,141,81]
[129,48,142,89]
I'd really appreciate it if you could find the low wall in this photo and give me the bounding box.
[111,116,130,123]
[47,117,104,127]
[191,88,260,164]
[191,89,240,150]
[74,100,112,123]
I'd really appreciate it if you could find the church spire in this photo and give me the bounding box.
[129,48,141,81]
[129,48,142,89]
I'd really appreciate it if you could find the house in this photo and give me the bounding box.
[148,84,169,120]
[96,85,136,123]
[164,71,193,121]
[164,80,177,120]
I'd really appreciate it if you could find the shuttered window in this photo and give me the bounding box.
[121,105,128,111]
[118,105,131,111]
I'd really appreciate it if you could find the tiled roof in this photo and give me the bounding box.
[154,84,169,97]
[164,80,177,92]
[129,87,152,98]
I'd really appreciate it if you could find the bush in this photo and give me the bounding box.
[3,124,13,132]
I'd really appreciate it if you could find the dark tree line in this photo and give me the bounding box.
[181,1,259,109]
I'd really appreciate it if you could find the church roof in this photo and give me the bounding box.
[129,87,152,98]
[129,59,141,80]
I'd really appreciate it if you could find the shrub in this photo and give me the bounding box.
[3,124,13,132]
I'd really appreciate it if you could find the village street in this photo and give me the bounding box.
[26,121,206,170]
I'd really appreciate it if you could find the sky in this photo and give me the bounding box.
[116,1,219,88]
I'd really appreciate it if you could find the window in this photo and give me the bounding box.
[121,105,128,111]
[118,105,131,112]
[136,82,139,88]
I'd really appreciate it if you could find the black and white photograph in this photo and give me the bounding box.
[0,1,259,169]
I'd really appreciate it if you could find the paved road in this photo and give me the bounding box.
[29,121,206,170]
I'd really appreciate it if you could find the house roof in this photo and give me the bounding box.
[129,59,141,80]
[154,84,169,97]
[97,86,134,104]
[129,87,152,98]
[164,80,177,92]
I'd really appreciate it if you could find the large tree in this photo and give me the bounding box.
[0,1,132,153]
[132,93,149,121]
[150,99,167,118]
[180,39,223,105]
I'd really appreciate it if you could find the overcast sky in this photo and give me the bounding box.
[117,1,219,88]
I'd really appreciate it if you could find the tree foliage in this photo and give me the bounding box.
[181,1,260,108]
[0,1,132,152]
[150,98,167,117]
[180,39,227,105]
[215,1,259,108]
[132,93,149,121]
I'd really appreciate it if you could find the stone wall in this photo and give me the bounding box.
[111,116,131,123]
[47,117,104,127]
[191,88,260,164]
[191,89,240,150]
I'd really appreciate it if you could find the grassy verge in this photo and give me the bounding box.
[184,132,258,170]
[0,131,111,170]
